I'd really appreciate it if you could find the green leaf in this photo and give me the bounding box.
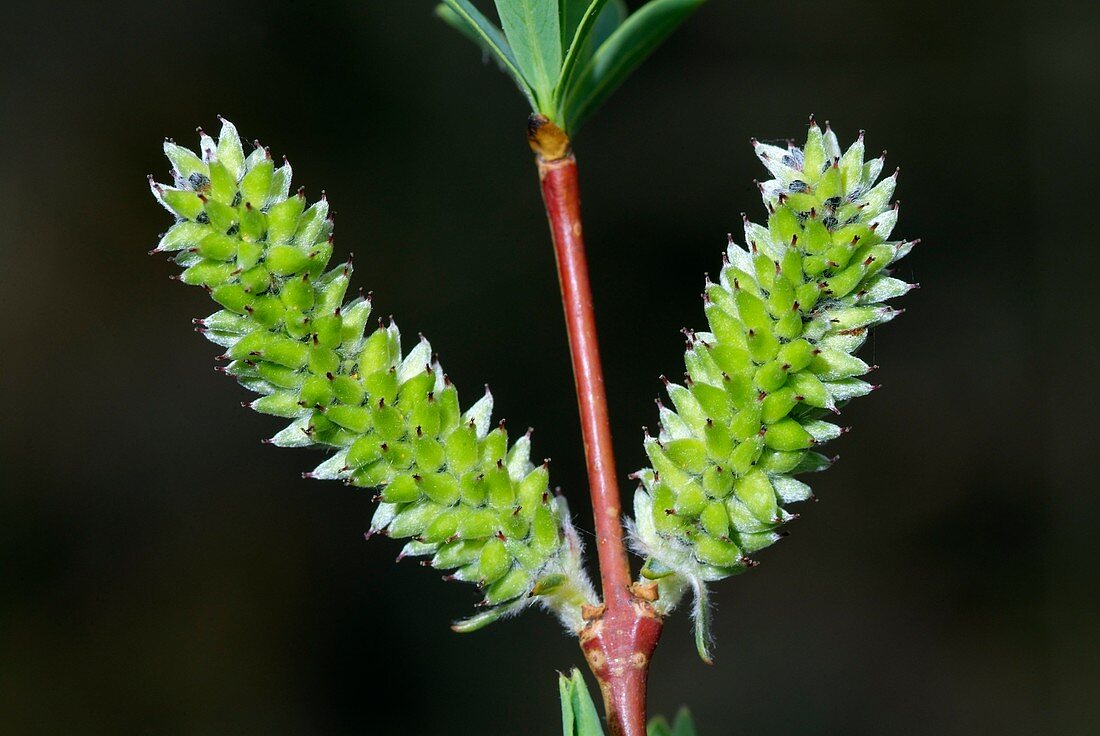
[554,0,609,118]
[648,709,699,736]
[563,0,705,132]
[647,718,673,736]
[559,673,575,736]
[560,0,628,62]
[560,0,590,51]
[494,0,563,110]
[554,1,628,130]
[671,710,698,736]
[437,1,537,109]
[591,0,628,49]
[559,668,605,736]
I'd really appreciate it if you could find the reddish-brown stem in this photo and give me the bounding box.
[531,116,662,736]
[535,142,631,613]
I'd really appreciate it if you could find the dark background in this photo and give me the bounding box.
[2,1,1097,734]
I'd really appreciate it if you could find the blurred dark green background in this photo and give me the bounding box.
[2,1,1097,733]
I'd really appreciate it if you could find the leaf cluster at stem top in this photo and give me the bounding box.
[436,0,705,136]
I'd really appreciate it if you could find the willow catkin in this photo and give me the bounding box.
[149,119,594,632]
[630,118,916,660]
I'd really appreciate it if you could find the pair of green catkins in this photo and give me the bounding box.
[149,114,912,659]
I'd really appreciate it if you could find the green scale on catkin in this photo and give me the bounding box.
[629,117,916,660]
[149,118,595,632]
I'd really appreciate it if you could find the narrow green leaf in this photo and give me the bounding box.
[560,668,605,736]
[569,669,606,736]
[437,0,537,109]
[436,5,490,50]
[560,0,590,51]
[494,0,562,109]
[554,0,609,119]
[559,671,576,736]
[647,718,674,736]
[591,0,628,49]
[564,0,705,132]
[671,709,698,736]
[648,708,699,736]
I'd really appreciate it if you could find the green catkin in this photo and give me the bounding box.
[630,117,916,660]
[150,119,595,632]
